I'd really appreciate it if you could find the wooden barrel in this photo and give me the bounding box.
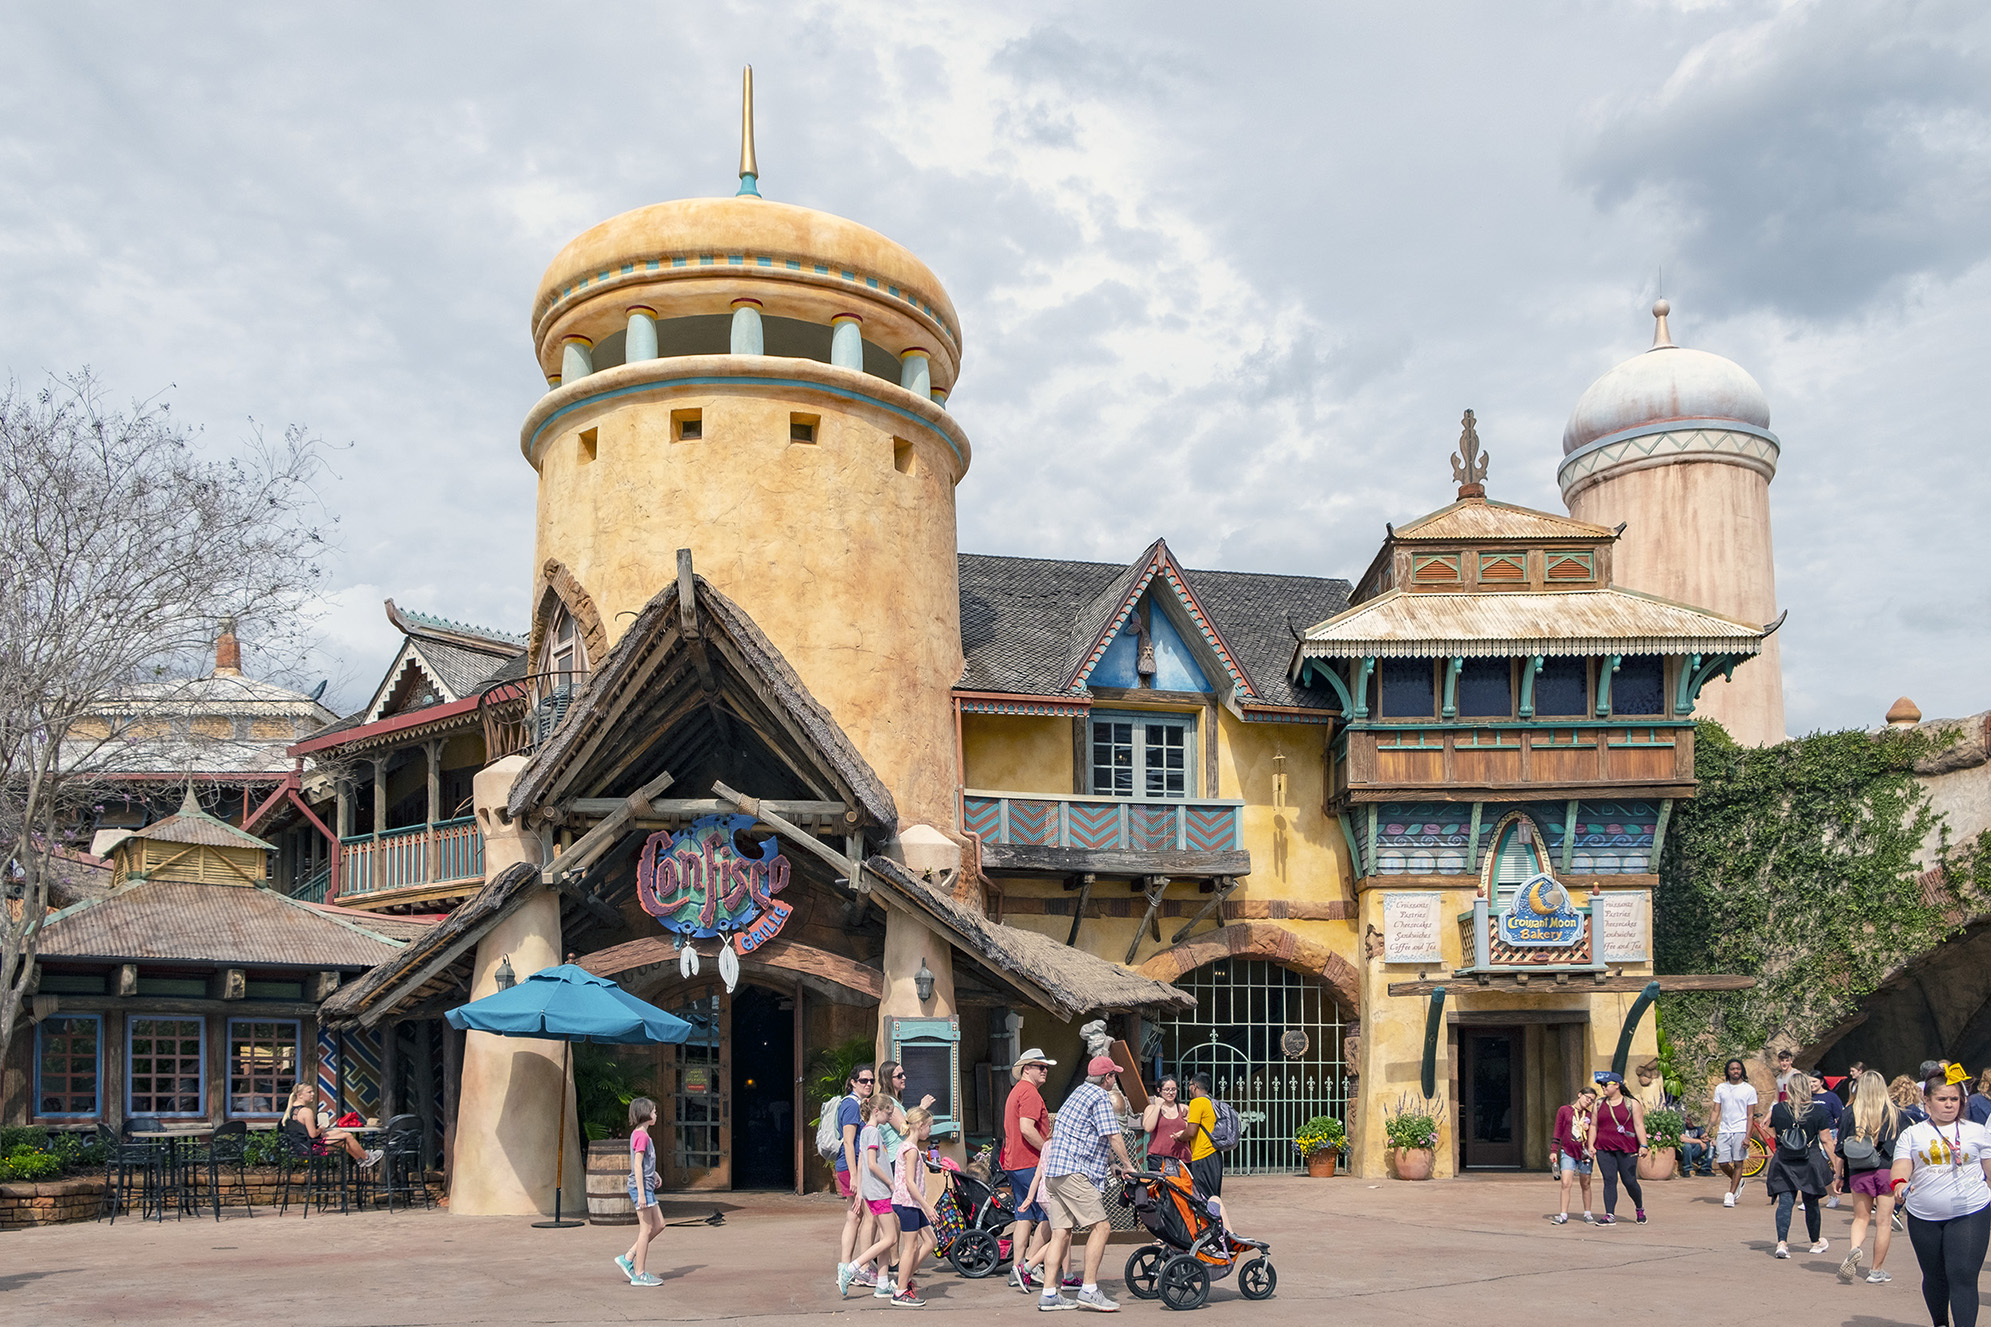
[586,1140,637,1225]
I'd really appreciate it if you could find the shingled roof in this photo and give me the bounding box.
[958,550,1350,711]
[38,881,409,969]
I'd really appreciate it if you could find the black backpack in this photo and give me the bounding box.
[1775,1109,1813,1161]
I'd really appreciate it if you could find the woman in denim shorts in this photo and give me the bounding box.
[1552,1086,1598,1224]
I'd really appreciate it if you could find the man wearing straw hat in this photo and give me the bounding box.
[1003,1049,1056,1291]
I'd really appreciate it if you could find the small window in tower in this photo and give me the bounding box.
[789,413,819,444]
[577,428,598,465]
[672,409,702,442]
[893,437,915,476]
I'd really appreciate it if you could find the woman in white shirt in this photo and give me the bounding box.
[1889,1077,1991,1327]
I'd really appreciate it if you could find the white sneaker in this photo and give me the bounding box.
[1867,1269,1892,1284]
[1075,1288,1120,1312]
[1838,1247,1863,1283]
[1826,1195,1841,1209]
[1809,1239,1830,1255]
[1723,1191,1736,1208]
[1774,1244,1789,1259]
[1038,1292,1077,1312]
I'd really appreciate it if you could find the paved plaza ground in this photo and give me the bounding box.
[0,1173,1959,1326]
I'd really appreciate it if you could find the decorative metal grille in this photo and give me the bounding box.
[1154,959,1351,1175]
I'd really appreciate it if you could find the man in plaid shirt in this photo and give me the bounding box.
[1036,1055,1137,1312]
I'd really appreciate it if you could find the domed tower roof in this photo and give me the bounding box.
[1562,300,1771,455]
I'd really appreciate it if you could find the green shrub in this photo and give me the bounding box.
[0,1146,63,1182]
[576,1044,654,1143]
[1383,1095,1439,1151]
[243,1130,290,1168]
[0,1125,47,1152]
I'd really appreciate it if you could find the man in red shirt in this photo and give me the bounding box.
[1002,1049,1054,1291]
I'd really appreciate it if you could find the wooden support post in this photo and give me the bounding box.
[1467,802,1485,871]
[1561,801,1579,873]
[441,1021,462,1195]
[1168,875,1237,945]
[1066,873,1095,947]
[413,1019,438,1172]
[1126,877,1169,964]
[380,1019,401,1120]
[792,984,805,1196]
[426,739,445,880]
[117,964,138,997]
[372,758,388,837]
[1651,798,1675,866]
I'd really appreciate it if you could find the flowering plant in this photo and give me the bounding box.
[1383,1093,1441,1151]
[1292,1116,1346,1157]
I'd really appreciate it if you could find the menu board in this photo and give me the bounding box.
[1382,892,1444,964]
[1597,891,1651,962]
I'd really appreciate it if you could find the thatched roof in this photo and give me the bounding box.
[317,861,544,1028]
[39,880,406,969]
[863,857,1193,1020]
[507,574,897,829]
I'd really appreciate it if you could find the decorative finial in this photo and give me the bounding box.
[1451,409,1488,499]
[1650,298,1673,349]
[736,65,761,197]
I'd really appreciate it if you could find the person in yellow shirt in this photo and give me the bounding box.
[1183,1074,1226,1227]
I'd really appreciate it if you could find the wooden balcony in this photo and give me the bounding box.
[963,790,1249,878]
[1332,721,1695,804]
[337,816,484,907]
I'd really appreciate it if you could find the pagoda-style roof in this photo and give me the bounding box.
[38,879,412,969]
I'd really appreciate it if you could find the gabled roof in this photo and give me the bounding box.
[1390,498,1615,543]
[1296,586,1769,659]
[38,879,408,969]
[958,552,1349,711]
[506,574,898,829]
[1058,538,1257,699]
[385,600,527,651]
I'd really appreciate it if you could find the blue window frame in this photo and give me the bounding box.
[885,1016,961,1139]
[1377,659,1435,718]
[36,1014,101,1117]
[227,1019,301,1118]
[128,1015,205,1118]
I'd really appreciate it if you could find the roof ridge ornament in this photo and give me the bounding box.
[1451,409,1488,499]
[1650,298,1674,349]
[737,65,761,198]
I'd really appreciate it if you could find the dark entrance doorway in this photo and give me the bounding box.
[1461,1027,1522,1169]
[729,985,795,1189]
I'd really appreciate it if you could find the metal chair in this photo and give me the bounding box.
[115,1119,180,1220]
[275,1130,337,1218]
[377,1115,430,1212]
[98,1124,156,1224]
[197,1120,255,1220]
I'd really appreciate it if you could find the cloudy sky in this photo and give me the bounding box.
[3,1,1986,732]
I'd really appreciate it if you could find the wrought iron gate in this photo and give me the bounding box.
[1152,959,1351,1174]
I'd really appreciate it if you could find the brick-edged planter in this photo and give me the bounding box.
[1,1169,445,1231]
[1,1177,106,1230]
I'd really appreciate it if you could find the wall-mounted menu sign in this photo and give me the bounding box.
[1596,891,1651,963]
[1382,892,1444,965]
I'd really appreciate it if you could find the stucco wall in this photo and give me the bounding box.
[1568,460,1784,746]
[961,714,1072,793]
[531,375,965,830]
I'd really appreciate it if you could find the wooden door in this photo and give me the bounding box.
[1460,1027,1523,1169]
[661,989,731,1191]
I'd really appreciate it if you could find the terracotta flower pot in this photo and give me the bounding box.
[1637,1147,1676,1182]
[1306,1150,1338,1178]
[1389,1147,1434,1181]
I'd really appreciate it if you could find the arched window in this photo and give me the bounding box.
[1484,813,1549,907]
[540,604,588,691]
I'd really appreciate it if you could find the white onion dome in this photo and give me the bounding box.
[1562,300,1771,455]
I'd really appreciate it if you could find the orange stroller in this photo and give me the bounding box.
[1119,1166,1275,1310]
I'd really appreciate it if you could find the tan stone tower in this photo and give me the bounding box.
[1558,301,1785,746]
[518,70,971,830]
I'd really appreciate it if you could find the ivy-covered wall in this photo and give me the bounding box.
[1656,721,1991,1091]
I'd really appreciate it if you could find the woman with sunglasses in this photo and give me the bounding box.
[854,1062,937,1293]
[1891,1076,1991,1327]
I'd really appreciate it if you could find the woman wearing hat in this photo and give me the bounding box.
[1587,1071,1649,1225]
[1002,1049,1055,1292]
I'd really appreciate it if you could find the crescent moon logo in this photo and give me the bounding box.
[1526,876,1565,915]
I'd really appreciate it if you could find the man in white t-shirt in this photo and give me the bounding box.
[1713,1058,1760,1208]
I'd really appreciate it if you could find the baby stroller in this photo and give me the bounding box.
[924,1156,1018,1278]
[1120,1166,1275,1310]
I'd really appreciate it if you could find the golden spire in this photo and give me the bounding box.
[737,65,761,197]
[1651,298,1674,349]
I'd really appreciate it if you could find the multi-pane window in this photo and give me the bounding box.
[1090,714,1196,799]
[228,1020,300,1117]
[1534,657,1590,717]
[671,994,723,1173]
[542,606,587,691]
[37,1016,100,1116]
[1612,656,1665,717]
[1456,659,1513,717]
[128,1016,204,1117]
[1377,658,1435,718]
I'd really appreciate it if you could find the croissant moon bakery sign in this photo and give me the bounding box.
[1496,873,1583,947]
[636,815,793,955]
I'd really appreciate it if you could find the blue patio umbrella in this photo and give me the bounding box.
[448,963,692,1227]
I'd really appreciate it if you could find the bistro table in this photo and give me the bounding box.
[124,1122,278,1220]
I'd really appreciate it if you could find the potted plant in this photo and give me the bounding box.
[1293,1116,1347,1178]
[1640,1106,1684,1181]
[1384,1095,1439,1180]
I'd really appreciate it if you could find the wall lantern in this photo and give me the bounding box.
[914,958,935,1004]
[495,955,517,990]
